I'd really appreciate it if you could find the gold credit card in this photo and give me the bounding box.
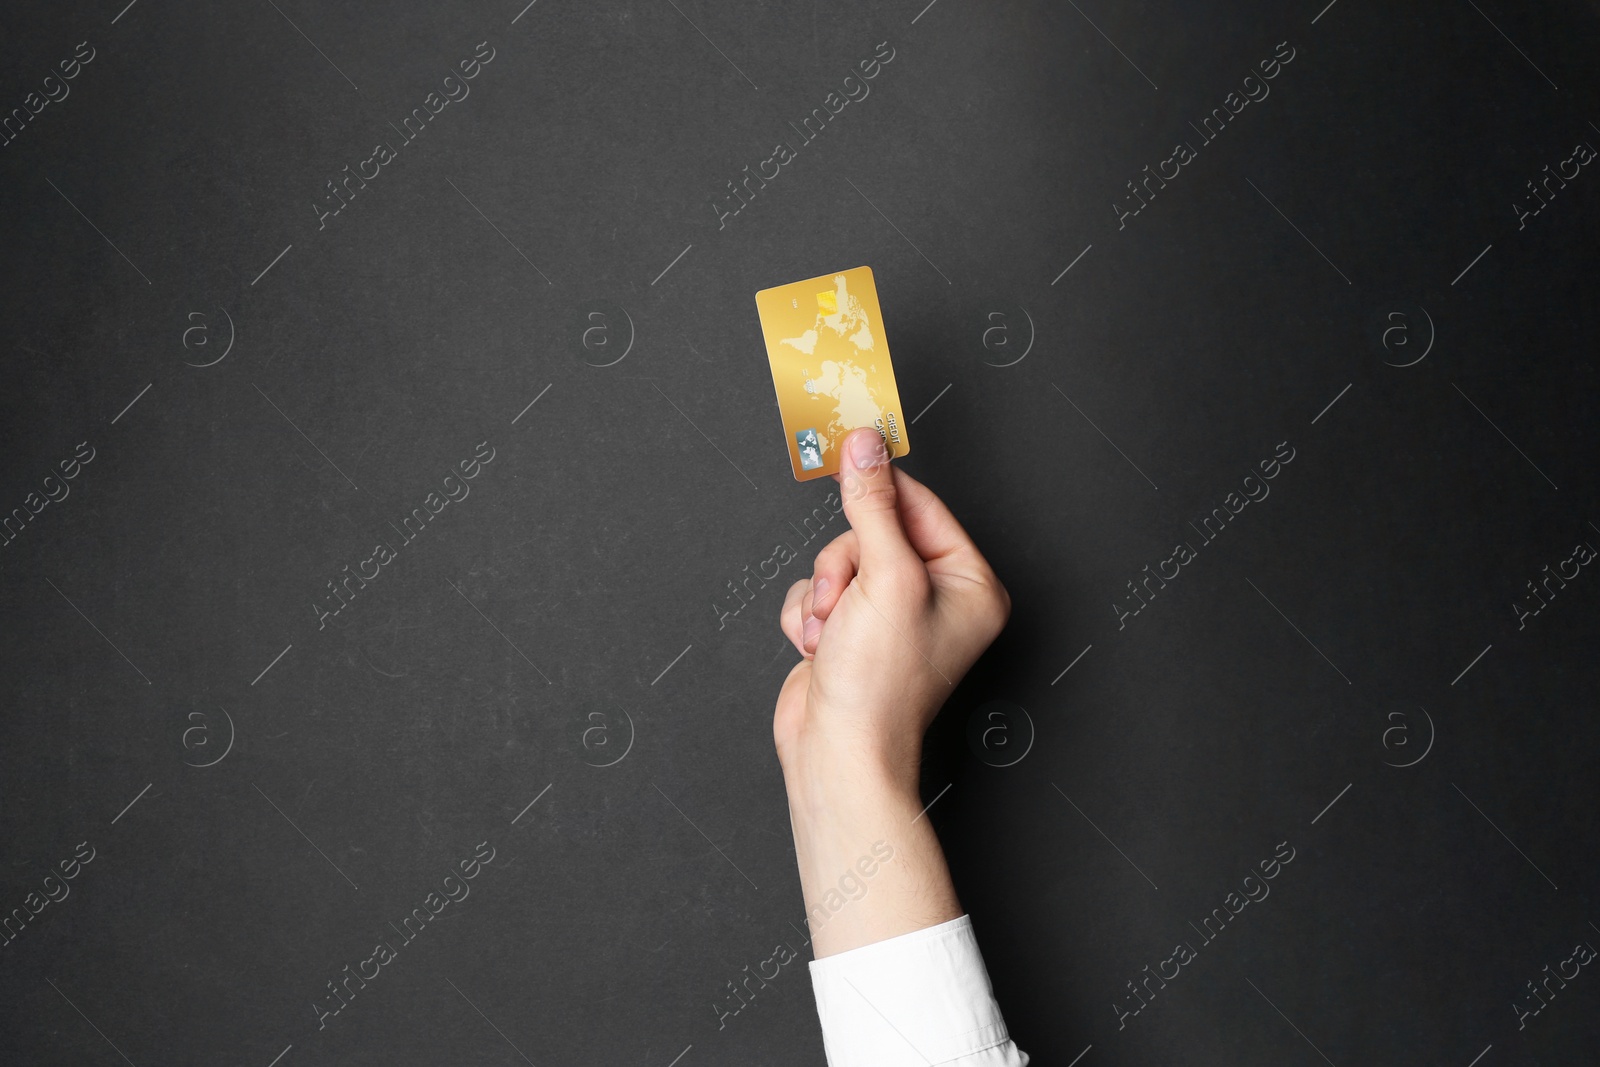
[754,265,910,481]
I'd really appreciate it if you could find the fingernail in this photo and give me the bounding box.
[812,577,831,606]
[848,429,888,471]
[802,614,823,646]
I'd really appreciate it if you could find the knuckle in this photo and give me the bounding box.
[994,578,1012,620]
[879,558,930,602]
[840,471,894,510]
[815,537,849,567]
[969,576,1011,636]
[854,485,898,512]
[902,491,936,527]
[988,582,1012,633]
[780,582,806,626]
[786,578,810,600]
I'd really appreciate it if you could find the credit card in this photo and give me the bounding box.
[754,265,910,481]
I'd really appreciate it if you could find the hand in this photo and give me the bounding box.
[774,427,1010,957]
[775,427,1011,797]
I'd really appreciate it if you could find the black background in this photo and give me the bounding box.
[2,1,1598,1064]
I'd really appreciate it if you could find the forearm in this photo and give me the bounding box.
[773,436,1025,1063]
[784,751,963,959]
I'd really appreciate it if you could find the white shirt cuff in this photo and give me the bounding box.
[808,915,1029,1067]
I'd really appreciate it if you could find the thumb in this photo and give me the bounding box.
[837,427,918,572]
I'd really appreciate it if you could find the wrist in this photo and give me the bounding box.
[779,733,922,819]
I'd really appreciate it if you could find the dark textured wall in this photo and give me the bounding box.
[2,2,1597,1064]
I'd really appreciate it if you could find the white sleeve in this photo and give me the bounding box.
[807,915,1029,1067]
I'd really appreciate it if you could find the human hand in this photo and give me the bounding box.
[774,427,1011,799]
